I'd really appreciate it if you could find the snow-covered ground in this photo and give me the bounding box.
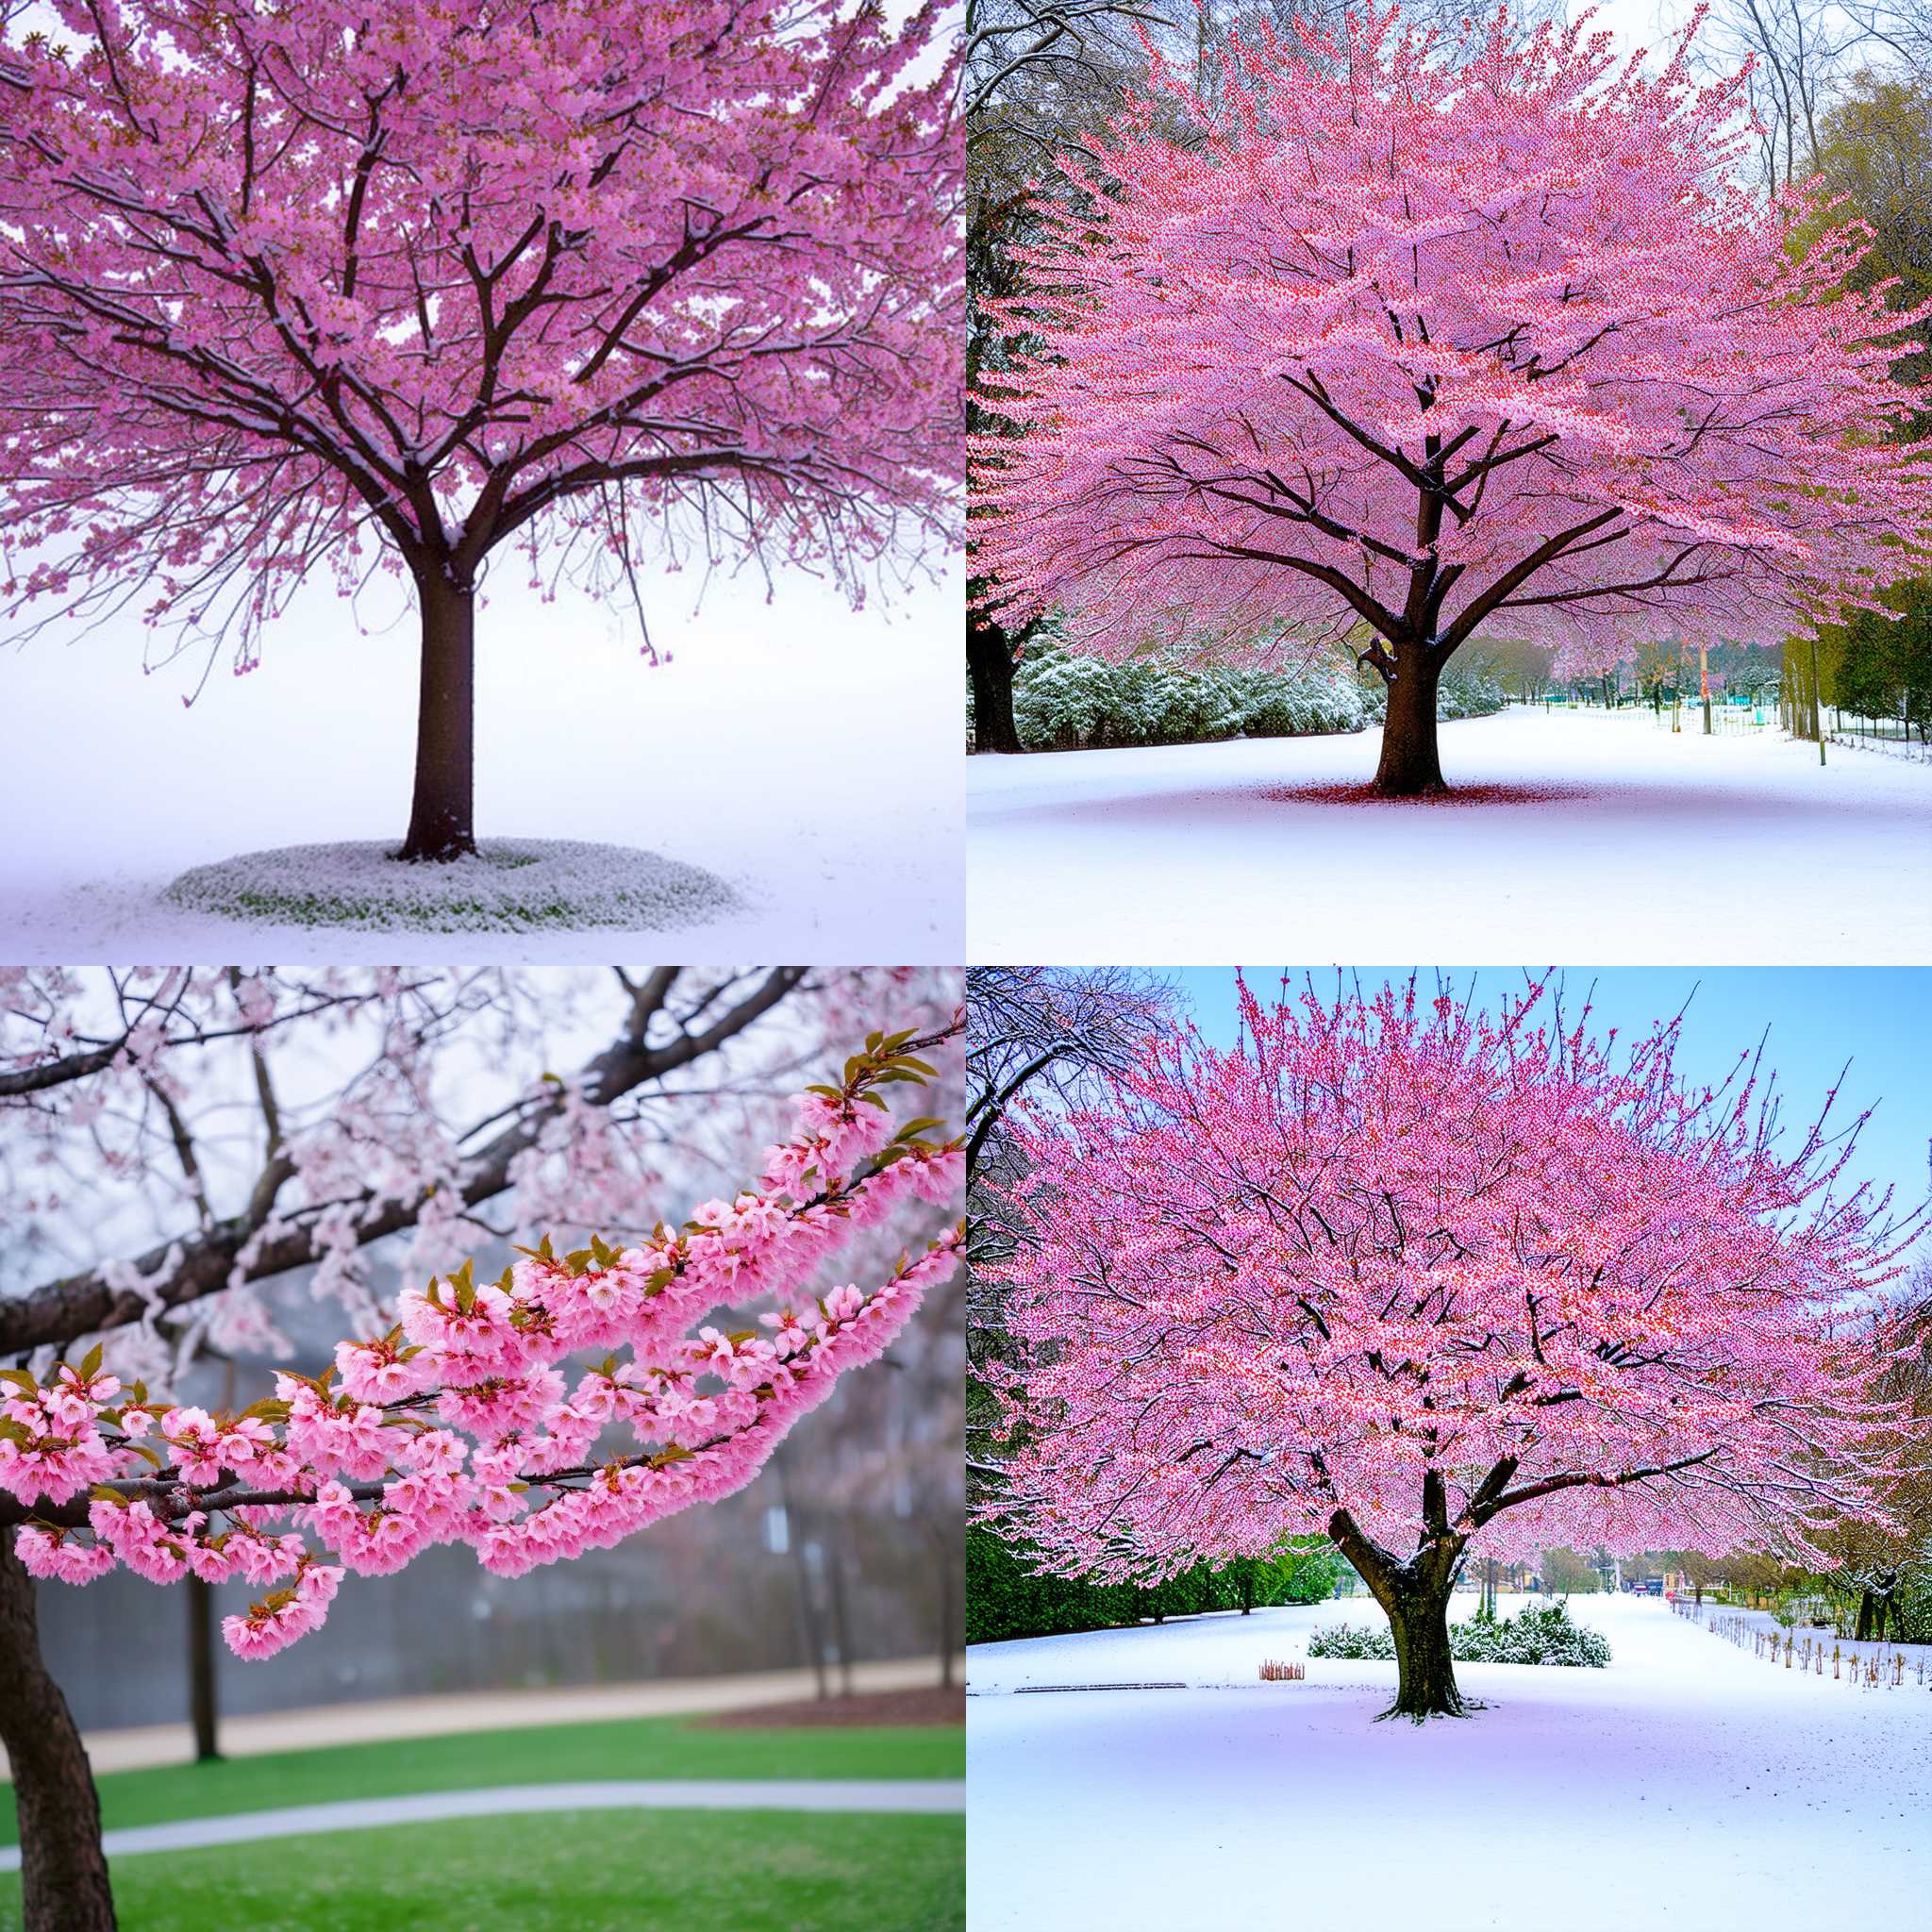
[967,706,1932,963]
[0,565,961,962]
[967,1592,1932,1930]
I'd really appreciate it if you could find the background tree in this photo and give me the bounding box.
[1812,1268,1932,1640]
[0,966,962,1932]
[1698,0,1857,193]
[980,974,1921,1721]
[0,0,961,859]
[971,7,1932,795]
[1540,1547,1599,1594]
[964,2,1167,754]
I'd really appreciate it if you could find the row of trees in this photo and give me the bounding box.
[967,1525,1341,1641]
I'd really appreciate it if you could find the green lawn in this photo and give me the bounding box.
[0,1712,960,1849]
[1,1807,964,1932]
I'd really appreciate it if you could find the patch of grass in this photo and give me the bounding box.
[0,1807,963,1932]
[162,839,739,934]
[0,1714,962,1848]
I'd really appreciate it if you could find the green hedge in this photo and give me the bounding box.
[966,1528,1342,1644]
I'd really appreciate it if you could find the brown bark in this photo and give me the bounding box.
[397,573,478,861]
[0,1530,117,1932]
[968,609,1023,755]
[1330,1509,1470,1720]
[929,1518,958,1690]
[186,1573,221,1763]
[1373,648,1447,797]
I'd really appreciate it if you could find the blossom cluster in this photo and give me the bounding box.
[983,976,1919,1584]
[0,1,963,666]
[971,6,1932,672]
[1,1032,963,1659]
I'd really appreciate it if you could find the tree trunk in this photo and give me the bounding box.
[1380,1576,1465,1720]
[0,1530,117,1932]
[1330,1513,1469,1720]
[186,1574,221,1763]
[825,1527,857,1700]
[1373,650,1446,797]
[1856,1590,1876,1641]
[967,611,1023,755]
[774,1451,829,1701]
[929,1519,957,1690]
[397,573,478,861]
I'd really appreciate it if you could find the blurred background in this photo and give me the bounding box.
[0,965,964,1740]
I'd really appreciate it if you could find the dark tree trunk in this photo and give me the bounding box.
[1857,1590,1876,1641]
[1331,1511,1469,1720]
[825,1527,857,1699]
[929,1520,958,1690]
[1381,1577,1464,1720]
[186,1574,221,1762]
[396,573,478,861]
[967,608,1023,755]
[0,1530,117,1932]
[1373,649,1446,797]
[774,1451,829,1700]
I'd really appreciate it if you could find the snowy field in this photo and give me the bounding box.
[967,1592,1932,1931]
[967,706,1932,963]
[0,565,961,962]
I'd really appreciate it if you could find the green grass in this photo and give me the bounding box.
[0,1714,962,1849]
[0,1807,963,1932]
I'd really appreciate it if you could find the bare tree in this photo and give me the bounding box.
[965,968,1178,1480]
[1698,0,1863,192]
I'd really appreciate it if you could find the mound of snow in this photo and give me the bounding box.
[164,840,739,934]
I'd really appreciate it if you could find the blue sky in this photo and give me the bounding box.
[1172,968,1932,1234]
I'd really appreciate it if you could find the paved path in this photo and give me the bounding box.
[3,1654,959,1779]
[0,1778,967,1871]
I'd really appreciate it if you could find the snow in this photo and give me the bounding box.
[0,563,961,962]
[165,840,736,934]
[966,1592,1932,1930]
[967,705,1932,963]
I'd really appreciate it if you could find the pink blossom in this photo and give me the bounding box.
[1,1037,963,1661]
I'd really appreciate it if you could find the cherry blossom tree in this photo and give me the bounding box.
[978,974,1922,1721]
[0,966,963,1932]
[970,5,1932,794]
[0,0,962,859]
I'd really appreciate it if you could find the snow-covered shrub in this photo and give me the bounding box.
[1011,644,1373,750]
[1000,631,1500,750]
[1012,650,1123,750]
[1306,1621,1398,1660]
[1454,1602,1612,1666]
[1437,660,1508,719]
[1307,1601,1610,1668]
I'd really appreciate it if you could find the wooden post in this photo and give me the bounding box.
[1811,633,1826,766]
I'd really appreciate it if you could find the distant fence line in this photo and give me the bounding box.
[1674,1596,1932,1692]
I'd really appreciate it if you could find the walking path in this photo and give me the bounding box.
[1,1655,958,1780]
[0,1777,968,1871]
